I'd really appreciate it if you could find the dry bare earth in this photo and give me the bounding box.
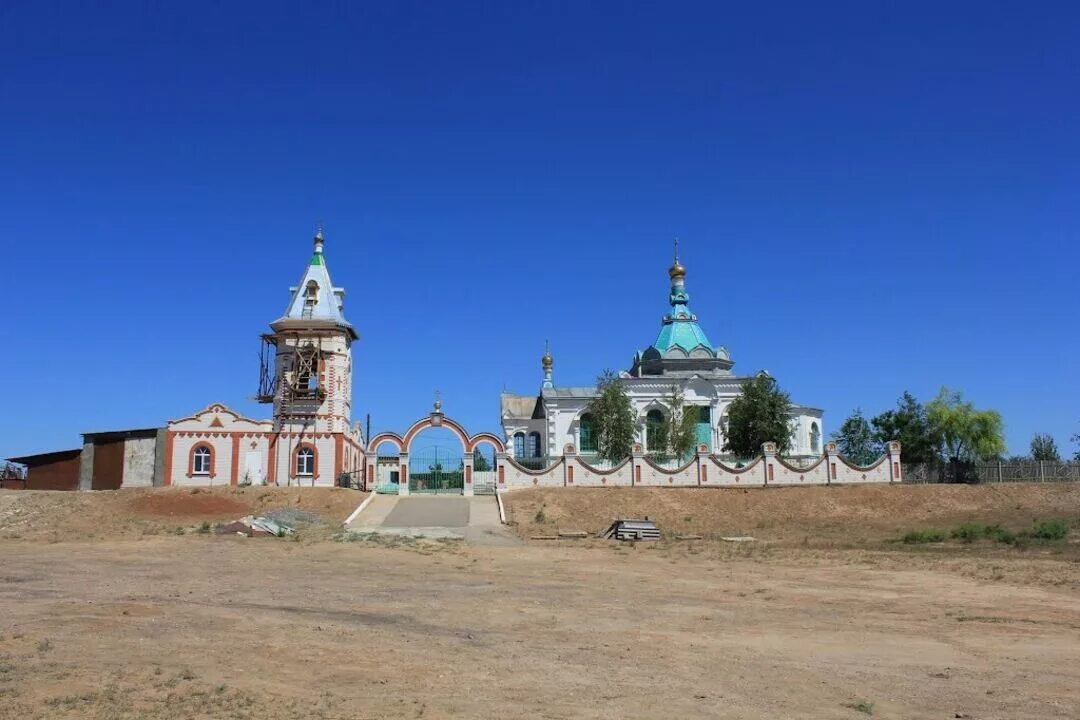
[505,483,1080,545]
[0,484,1078,719]
[0,486,364,541]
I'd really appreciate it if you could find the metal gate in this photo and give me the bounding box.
[408,446,464,494]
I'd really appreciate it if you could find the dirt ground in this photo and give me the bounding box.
[1,484,1079,719]
[504,482,1080,545]
[0,486,364,541]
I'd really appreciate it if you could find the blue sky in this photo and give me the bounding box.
[2,1,1077,460]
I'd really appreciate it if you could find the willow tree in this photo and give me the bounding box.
[926,387,1006,462]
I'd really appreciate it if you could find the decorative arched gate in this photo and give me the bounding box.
[363,402,506,496]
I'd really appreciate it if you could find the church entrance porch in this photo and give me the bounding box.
[408,446,464,494]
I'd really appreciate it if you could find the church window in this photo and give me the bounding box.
[810,422,821,454]
[579,414,597,453]
[513,432,525,458]
[645,409,666,453]
[296,446,315,476]
[527,431,541,458]
[192,445,212,476]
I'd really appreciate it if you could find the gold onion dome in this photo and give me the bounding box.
[669,237,686,280]
[542,350,554,369]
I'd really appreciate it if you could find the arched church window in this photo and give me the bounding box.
[192,445,212,475]
[579,414,597,454]
[296,447,315,476]
[527,432,541,458]
[810,422,821,454]
[513,432,525,458]
[646,409,666,453]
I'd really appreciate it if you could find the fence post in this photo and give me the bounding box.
[997,460,1002,483]
[1039,460,1045,482]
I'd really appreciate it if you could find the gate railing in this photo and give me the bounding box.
[473,471,496,495]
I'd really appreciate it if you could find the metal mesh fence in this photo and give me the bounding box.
[903,461,1080,484]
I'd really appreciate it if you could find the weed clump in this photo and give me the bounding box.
[1029,518,1067,541]
[843,699,874,715]
[907,519,1068,547]
[903,529,946,544]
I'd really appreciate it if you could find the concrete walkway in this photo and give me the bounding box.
[344,495,519,546]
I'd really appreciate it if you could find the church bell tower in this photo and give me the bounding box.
[258,227,357,436]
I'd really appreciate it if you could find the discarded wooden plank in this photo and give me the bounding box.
[529,535,559,540]
[557,532,589,539]
[675,534,703,540]
[720,536,755,542]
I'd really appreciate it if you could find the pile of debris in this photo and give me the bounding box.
[216,508,323,538]
[601,518,661,541]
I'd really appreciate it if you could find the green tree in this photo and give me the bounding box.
[663,386,698,461]
[1030,433,1060,462]
[473,449,492,471]
[870,391,940,464]
[832,409,878,465]
[585,370,635,462]
[723,373,794,458]
[926,387,1006,462]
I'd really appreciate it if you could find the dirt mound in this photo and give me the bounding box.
[503,483,1080,545]
[129,491,249,518]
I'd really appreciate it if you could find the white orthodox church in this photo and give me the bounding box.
[500,252,824,465]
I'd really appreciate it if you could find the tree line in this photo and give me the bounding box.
[582,370,1080,471]
[832,388,1079,469]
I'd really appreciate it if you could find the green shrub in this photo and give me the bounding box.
[984,525,1016,544]
[903,529,946,544]
[1029,519,1067,541]
[950,523,984,543]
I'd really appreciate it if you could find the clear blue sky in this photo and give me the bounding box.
[2,1,1077,460]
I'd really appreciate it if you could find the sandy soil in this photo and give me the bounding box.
[0,486,365,541]
[0,485,1078,719]
[503,483,1080,546]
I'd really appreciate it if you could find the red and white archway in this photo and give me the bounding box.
[367,414,505,454]
[362,411,505,495]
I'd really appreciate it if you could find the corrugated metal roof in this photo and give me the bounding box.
[6,448,82,465]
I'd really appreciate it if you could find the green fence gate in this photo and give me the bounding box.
[408,446,465,494]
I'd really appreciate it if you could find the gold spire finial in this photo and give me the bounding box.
[542,340,554,370]
[668,237,686,281]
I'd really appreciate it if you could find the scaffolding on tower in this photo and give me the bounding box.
[256,333,326,406]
